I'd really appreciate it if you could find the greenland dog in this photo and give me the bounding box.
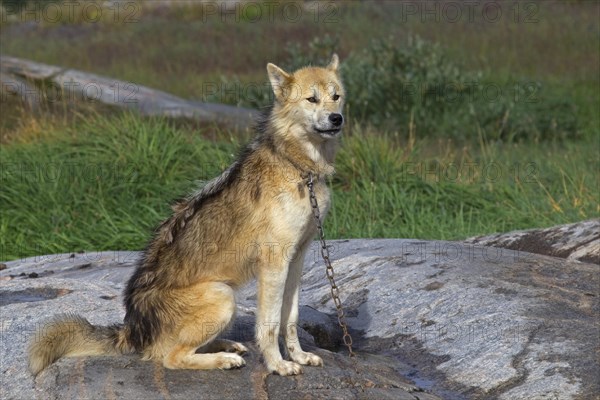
[29,54,345,376]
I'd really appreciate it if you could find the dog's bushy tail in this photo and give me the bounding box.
[28,313,132,376]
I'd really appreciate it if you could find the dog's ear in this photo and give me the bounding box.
[327,54,339,72]
[267,63,292,101]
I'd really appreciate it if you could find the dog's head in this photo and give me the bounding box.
[267,54,345,140]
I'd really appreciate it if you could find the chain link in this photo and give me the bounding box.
[307,173,355,357]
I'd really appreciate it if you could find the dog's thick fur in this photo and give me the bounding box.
[28,55,345,376]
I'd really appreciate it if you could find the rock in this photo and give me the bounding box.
[2,250,138,286]
[1,55,259,130]
[0,278,124,400]
[33,344,432,400]
[465,219,599,264]
[298,305,343,350]
[1,238,598,399]
[0,251,438,400]
[298,239,599,399]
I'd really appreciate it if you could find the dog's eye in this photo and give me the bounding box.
[307,97,318,103]
[332,94,340,101]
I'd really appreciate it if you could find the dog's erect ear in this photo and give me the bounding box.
[327,54,339,72]
[267,63,292,101]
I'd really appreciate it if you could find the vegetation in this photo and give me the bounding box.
[237,34,581,141]
[0,1,598,260]
[1,110,597,260]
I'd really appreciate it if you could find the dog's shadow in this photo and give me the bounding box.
[199,314,317,354]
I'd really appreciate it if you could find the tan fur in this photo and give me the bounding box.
[28,314,131,376]
[28,55,345,377]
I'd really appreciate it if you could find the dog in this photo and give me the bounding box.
[28,54,345,377]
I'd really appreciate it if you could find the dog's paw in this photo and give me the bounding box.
[272,360,303,376]
[290,351,323,367]
[226,342,249,355]
[217,353,246,370]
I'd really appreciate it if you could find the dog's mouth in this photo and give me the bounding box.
[314,127,342,136]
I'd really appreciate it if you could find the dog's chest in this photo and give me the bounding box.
[272,179,330,239]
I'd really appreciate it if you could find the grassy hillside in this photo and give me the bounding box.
[0,1,598,260]
[1,111,597,260]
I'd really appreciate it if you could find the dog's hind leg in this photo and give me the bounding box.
[162,282,245,370]
[164,344,245,370]
[198,339,248,355]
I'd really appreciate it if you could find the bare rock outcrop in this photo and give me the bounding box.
[465,219,599,264]
[1,237,598,399]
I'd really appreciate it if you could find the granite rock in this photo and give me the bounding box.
[1,237,598,399]
[465,219,599,264]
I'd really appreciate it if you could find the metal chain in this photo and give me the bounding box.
[306,172,355,357]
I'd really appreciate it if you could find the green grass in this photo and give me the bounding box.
[1,112,597,260]
[0,112,232,259]
[0,1,598,260]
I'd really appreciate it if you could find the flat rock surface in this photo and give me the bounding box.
[1,239,598,399]
[465,219,599,264]
[33,346,436,400]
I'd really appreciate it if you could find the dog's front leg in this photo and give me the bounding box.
[256,258,303,376]
[280,246,323,367]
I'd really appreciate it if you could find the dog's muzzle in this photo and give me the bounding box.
[314,113,344,137]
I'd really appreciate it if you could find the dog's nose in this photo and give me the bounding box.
[329,113,343,127]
